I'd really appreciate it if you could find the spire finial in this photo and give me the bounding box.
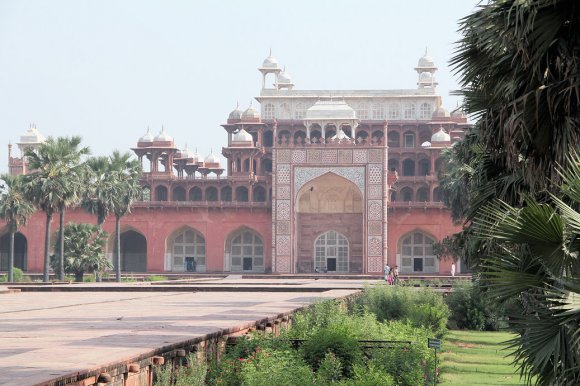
[269,48,272,56]
[425,47,428,55]
[236,101,239,108]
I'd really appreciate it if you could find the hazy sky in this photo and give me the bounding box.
[0,0,479,174]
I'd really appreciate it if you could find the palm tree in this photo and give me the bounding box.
[108,151,142,282]
[25,136,90,281]
[474,151,580,385]
[0,175,36,282]
[82,156,116,227]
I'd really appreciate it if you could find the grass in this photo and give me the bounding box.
[440,330,528,385]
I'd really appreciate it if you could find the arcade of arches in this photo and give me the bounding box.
[295,173,363,273]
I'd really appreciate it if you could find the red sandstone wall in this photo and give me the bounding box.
[1,208,271,273]
[388,208,462,274]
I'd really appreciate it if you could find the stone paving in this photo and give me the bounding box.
[0,278,368,386]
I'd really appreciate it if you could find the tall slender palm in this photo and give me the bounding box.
[82,156,116,227]
[25,136,90,281]
[108,151,142,282]
[0,175,36,281]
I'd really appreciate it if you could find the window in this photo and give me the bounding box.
[314,231,349,272]
[172,229,206,272]
[173,186,186,202]
[279,103,291,119]
[399,232,437,273]
[404,103,416,119]
[419,103,432,119]
[356,103,369,120]
[263,103,275,119]
[230,230,264,272]
[389,103,401,119]
[294,103,306,119]
[404,133,415,148]
[372,103,385,120]
[402,159,415,176]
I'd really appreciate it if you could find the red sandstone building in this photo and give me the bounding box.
[2,52,468,276]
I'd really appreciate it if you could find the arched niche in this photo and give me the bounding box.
[0,232,27,271]
[225,227,264,273]
[167,227,206,272]
[296,172,363,214]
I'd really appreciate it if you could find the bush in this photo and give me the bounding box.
[354,284,450,337]
[446,280,509,331]
[145,275,168,282]
[0,267,25,282]
[301,327,363,377]
[154,354,207,386]
[240,348,314,386]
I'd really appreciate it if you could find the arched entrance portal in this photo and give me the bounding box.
[398,231,438,273]
[120,230,147,272]
[314,231,349,272]
[226,229,264,273]
[295,172,363,273]
[0,232,27,271]
[169,228,206,272]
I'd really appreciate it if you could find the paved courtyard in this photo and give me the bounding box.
[0,278,368,385]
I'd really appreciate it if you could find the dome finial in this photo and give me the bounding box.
[269,48,272,56]
[425,46,428,55]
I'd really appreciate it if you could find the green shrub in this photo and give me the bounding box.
[0,267,25,282]
[446,280,509,331]
[154,354,207,386]
[345,363,395,386]
[240,348,314,386]
[301,326,363,377]
[315,352,343,384]
[354,284,450,336]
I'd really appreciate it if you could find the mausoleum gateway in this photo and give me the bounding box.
[3,52,469,275]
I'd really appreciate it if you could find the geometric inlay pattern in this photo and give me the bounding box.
[277,235,291,255]
[276,255,291,272]
[294,167,365,198]
[368,255,383,272]
[272,223,276,247]
[276,200,291,220]
[368,165,382,184]
[368,148,383,163]
[367,200,383,220]
[321,150,338,164]
[291,149,307,164]
[368,236,382,256]
[277,185,291,200]
[277,150,292,164]
[277,221,291,235]
[367,184,382,199]
[368,220,383,236]
[338,149,353,164]
[277,164,290,184]
[307,149,321,164]
[353,149,368,163]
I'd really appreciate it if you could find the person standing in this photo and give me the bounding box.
[451,262,456,277]
[384,263,391,281]
[393,265,399,285]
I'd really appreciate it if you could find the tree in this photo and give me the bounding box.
[24,136,90,282]
[0,175,35,282]
[50,222,110,282]
[108,151,142,282]
[441,0,580,382]
[82,156,115,227]
[474,152,580,385]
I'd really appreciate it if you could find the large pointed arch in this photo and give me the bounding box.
[166,226,206,272]
[224,226,264,273]
[107,226,147,272]
[397,229,438,273]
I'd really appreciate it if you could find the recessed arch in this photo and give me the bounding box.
[167,226,206,272]
[296,172,363,214]
[253,185,267,202]
[155,185,168,201]
[398,230,438,273]
[115,229,147,272]
[236,186,248,202]
[189,187,202,201]
[206,186,218,201]
[173,186,186,202]
[225,227,264,272]
[221,186,232,202]
[0,232,27,271]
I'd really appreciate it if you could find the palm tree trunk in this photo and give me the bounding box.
[8,231,14,282]
[115,214,121,282]
[59,209,65,280]
[44,212,52,282]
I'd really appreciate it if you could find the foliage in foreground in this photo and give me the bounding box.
[156,294,438,386]
[446,279,510,331]
[49,223,110,282]
[352,283,450,337]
